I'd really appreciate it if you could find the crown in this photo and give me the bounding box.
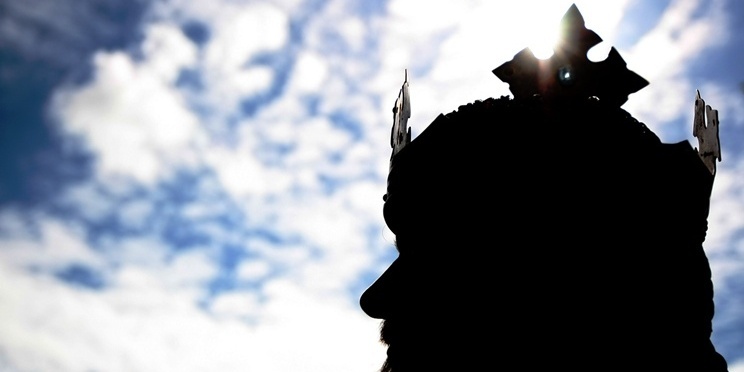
[387,4,649,167]
[493,4,648,107]
[381,4,722,235]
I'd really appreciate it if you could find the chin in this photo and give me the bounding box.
[379,346,422,372]
[380,344,461,372]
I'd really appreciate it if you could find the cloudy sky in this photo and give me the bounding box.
[1,0,743,371]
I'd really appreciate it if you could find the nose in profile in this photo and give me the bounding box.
[360,258,401,319]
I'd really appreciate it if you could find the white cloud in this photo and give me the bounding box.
[248,238,312,269]
[0,217,102,272]
[57,182,117,222]
[285,117,354,166]
[203,106,361,201]
[203,3,288,68]
[209,290,263,319]
[0,217,384,372]
[52,23,204,184]
[162,249,219,287]
[707,160,744,250]
[697,82,744,129]
[623,0,728,129]
[267,194,384,295]
[257,279,385,372]
[236,259,272,281]
[232,66,275,95]
[289,51,329,93]
[104,237,169,268]
[141,23,200,82]
[730,360,744,372]
[201,2,290,111]
[116,198,155,231]
[205,143,294,199]
[338,16,366,51]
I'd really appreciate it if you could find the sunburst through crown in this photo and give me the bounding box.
[492,4,648,107]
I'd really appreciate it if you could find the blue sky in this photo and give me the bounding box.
[1,0,743,371]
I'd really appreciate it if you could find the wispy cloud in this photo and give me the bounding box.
[623,0,730,134]
[52,23,202,185]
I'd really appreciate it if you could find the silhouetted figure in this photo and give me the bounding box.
[361,5,728,372]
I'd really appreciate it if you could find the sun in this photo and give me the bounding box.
[528,31,560,60]
[507,2,565,60]
[522,2,612,61]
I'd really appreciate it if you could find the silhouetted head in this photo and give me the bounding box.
[360,96,660,371]
[360,4,729,371]
[359,93,729,371]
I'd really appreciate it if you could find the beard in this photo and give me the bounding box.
[378,319,394,372]
[378,319,406,372]
[376,319,449,372]
[376,317,489,372]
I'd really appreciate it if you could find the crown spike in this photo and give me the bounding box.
[493,4,648,107]
[555,3,602,55]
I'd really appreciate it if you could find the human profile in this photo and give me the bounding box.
[360,5,728,372]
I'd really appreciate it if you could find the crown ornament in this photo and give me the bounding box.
[693,90,721,175]
[493,4,648,108]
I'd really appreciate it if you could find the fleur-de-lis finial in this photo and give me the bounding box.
[693,90,721,175]
[493,4,648,107]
